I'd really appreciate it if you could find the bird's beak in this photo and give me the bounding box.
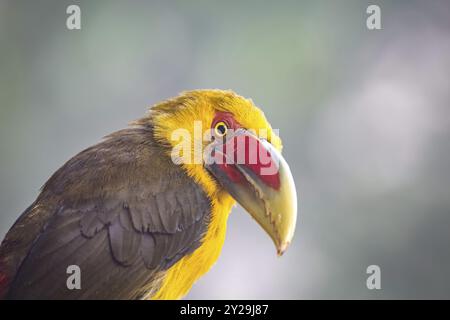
[205,129,297,255]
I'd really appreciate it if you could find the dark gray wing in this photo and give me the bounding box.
[1,126,211,299]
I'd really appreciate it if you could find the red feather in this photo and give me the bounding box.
[0,262,9,299]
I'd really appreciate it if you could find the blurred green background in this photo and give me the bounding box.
[1,0,450,299]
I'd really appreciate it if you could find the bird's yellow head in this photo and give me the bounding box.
[139,89,297,255]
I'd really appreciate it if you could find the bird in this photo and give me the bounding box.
[0,89,297,300]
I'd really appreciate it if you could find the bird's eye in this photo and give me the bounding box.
[214,121,228,137]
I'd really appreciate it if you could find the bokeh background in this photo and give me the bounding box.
[1,0,450,299]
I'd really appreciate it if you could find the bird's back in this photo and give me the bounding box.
[0,124,211,299]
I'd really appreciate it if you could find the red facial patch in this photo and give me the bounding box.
[211,111,240,130]
[0,269,8,299]
[210,112,280,190]
[215,132,280,190]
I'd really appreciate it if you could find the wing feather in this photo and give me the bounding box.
[1,126,211,299]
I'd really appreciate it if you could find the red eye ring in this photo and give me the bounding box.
[211,111,239,132]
